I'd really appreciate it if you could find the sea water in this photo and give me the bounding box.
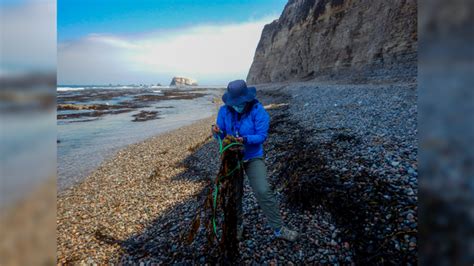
[57,85,223,191]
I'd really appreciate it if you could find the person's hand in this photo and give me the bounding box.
[212,124,220,134]
[236,137,244,143]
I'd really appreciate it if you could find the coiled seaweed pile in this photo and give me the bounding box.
[186,135,244,263]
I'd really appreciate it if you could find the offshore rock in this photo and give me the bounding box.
[170,77,198,86]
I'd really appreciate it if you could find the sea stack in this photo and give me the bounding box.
[247,0,417,84]
[169,76,198,86]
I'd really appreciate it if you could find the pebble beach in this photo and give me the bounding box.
[57,80,418,264]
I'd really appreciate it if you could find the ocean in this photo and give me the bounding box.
[57,85,223,190]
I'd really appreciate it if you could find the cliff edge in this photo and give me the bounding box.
[247,0,417,84]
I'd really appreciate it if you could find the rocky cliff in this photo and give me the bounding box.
[247,0,417,84]
[169,77,198,86]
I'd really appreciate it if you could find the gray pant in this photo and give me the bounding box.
[236,158,283,230]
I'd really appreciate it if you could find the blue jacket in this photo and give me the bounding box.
[215,100,270,161]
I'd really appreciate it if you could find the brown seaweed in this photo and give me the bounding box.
[186,135,244,263]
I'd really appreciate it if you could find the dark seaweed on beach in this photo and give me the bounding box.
[186,135,244,263]
[265,92,417,265]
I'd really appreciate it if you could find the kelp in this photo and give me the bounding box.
[269,109,418,264]
[186,135,244,263]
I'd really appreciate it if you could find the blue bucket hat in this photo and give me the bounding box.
[222,80,256,106]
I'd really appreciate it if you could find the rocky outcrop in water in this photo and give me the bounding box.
[56,89,206,122]
[132,111,160,122]
[170,77,198,86]
[247,0,417,84]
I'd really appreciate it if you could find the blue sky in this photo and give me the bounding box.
[59,0,287,41]
[57,0,287,85]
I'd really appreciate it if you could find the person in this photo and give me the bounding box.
[212,79,299,242]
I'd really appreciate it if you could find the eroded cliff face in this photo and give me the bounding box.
[247,0,417,84]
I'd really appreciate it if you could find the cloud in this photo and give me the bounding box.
[58,17,276,85]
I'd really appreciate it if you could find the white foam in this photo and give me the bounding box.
[57,87,85,91]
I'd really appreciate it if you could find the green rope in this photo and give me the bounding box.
[220,142,242,153]
[212,134,243,238]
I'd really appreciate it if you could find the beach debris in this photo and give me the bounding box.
[263,103,289,110]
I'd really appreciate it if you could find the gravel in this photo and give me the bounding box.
[259,81,417,264]
[57,80,417,264]
[57,116,219,264]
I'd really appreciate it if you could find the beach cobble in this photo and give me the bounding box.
[57,81,417,264]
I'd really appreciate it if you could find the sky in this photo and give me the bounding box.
[57,0,287,85]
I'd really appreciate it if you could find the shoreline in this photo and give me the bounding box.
[57,115,217,195]
[57,87,222,191]
[57,80,417,264]
[57,113,218,192]
[57,115,221,263]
